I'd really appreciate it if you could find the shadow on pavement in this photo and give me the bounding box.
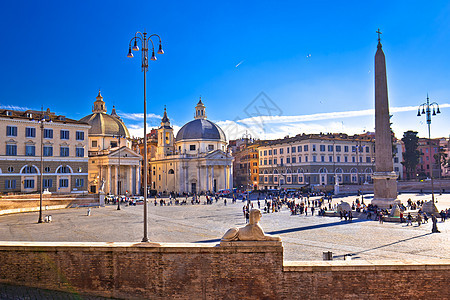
[194,218,370,243]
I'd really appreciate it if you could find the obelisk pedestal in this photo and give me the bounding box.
[371,31,400,209]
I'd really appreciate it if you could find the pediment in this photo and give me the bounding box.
[108,146,142,159]
[204,150,231,160]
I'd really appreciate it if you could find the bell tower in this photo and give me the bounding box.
[157,106,174,158]
[194,97,207,120]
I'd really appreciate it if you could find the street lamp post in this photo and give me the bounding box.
[127,31,163,242]
[38,110,45,223]
[417,95,441,203]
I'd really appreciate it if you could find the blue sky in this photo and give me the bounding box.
[1,1,449,140]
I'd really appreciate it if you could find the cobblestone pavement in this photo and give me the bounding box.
[0,283,112,299]
[0,193,448,262]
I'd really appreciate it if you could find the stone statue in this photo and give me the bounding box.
[100,178,106,193]
[431,214,440,233]
[221,209,281,242]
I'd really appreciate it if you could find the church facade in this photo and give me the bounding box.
[149,99,233,194]
[79,91,142,195]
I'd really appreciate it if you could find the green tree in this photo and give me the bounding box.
[401,130,421,180]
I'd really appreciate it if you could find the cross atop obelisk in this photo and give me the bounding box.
[371,29,400,209]
[376,28,382,42]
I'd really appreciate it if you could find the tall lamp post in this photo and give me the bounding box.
[38,109,45,223]
[127,31,164,242]
[417,95,441,203]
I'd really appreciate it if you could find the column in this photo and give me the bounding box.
[206,166,209,192]
[106,166,111,194]
[185,166,189,192]
[211,166,215,192]
[228,165,233,189]
[115,166,119,195]
[197,165,201,192]
[98,166,102,192]
[224,166,227,190]
[135,166,139,195]
[128,166,133,195]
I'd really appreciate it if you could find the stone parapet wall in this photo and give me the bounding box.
[0,241,448,299]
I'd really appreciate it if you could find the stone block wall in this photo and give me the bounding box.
[0,242,448,299]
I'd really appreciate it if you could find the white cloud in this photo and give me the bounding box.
[0,104,30,111]
[119,112,162,121]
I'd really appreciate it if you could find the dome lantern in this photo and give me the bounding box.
[194,97,207,120]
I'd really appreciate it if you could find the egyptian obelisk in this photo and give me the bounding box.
[371,29,400,208]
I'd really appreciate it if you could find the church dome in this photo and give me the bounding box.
[176,119,226,142]
[79,91,130,138]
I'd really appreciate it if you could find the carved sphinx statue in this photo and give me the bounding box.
[221,209,281,242]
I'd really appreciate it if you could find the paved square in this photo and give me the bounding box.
[0,193,448,261]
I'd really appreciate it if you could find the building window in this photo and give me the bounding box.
[280,148,284,154]
[360,157,363,163]
[6,144,17,156]
[337,156,341,162]
[75,178,84,187]
[44,167,51,173]
[352,146,357,152]
[292,157,296,163]
[60,130,69,140]
[110,141,117,148]
[43,146,53,157]
[76,131,85,140]
[57,166,71,173]
[366,147,370,153]
[305,156,308,162]
[23,166,37,173]
[76,147,84,157]
[43,179,53,188]
[286,157,290,164]
[44,128,53,139]
[6,126,17,137]
[297,146,302,152]
[208,145,214,151]
[329,156,333,162]
[321,155,325,162]
[320,145,325,152]
[366,157,371,163]
[298,156,301,163]
[287,147,290,154]
[268,159,272,165]
[60,147,69,157]
[264,150,267,156]
[264,160,267,165]
[268,150,272,155]
[7,166,14,172]
[273,149,277,155]
[312,145,316,151]
[344,156,348,163]
[304,145,308,151]
[274,176,278,182]
[313,156,317,162]
[292,147,296,153]
[25,127,36,138]
[336,145,341,152]
[24,179,35,189]
[59,179,69,188]
[344,146,349,152]
[5,179,16,189]
[25,145,36,156]
[280,158,283,165]
[352,156,356,163]
[92,140,98,147]
[328,145,333,152]
[190,145,196,151]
